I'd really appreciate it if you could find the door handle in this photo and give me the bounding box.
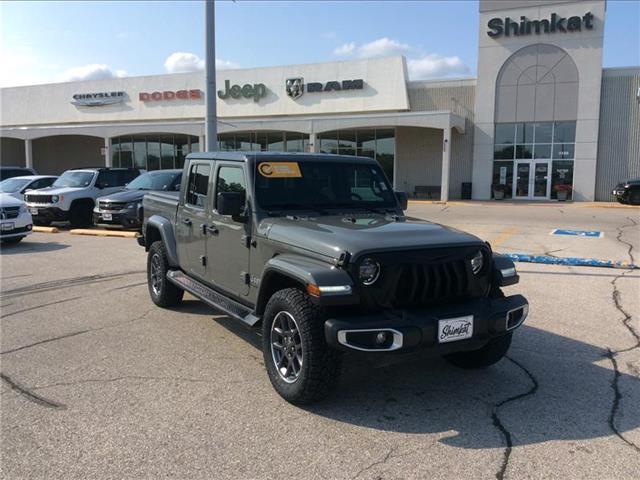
[205,224,219,235]
[182,218,192,226]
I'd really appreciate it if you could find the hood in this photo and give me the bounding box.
[0,192,23,201]
[98,189,145,203]
[261,213,484,260]
[0,195,25,208]
[27,186,89,196]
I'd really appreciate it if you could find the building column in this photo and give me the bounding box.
[440,128,451,202]
[199,134,205,152]
[309,133,318,153]
[24,139,33,169]
[104,138,112,167]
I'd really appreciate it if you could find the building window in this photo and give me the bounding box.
[318,129,395,183]
[111,134,199,170]
[494,122,575,161]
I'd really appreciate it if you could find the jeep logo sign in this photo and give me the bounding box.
[217,80,267,102]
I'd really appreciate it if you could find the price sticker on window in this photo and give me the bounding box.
[258,162,302,178]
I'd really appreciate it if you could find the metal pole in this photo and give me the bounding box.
[205,0,217,151]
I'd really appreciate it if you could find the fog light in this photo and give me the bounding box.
[375,332,387,345]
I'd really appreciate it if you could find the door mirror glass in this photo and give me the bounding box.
[394,191,408,210]
[217,192,243,216]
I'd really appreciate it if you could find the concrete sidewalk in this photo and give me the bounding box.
[409,200,640,209]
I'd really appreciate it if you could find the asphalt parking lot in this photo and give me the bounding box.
[1,203,639,479]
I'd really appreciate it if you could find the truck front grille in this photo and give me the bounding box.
[99,201,126,211]
[25,194,53,204]
[356,246,490,310]
[0,206,20,219]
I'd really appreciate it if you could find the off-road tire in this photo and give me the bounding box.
[443,331,513,369]
[262,288,342,404]
[69,202,93,228]
[147,240,184,307]
[1,236,25,245]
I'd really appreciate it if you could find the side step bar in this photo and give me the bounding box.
[166,270,260,327]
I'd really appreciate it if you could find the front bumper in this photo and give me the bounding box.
[325,294,528,355]
[26,206,68,222]
[0,224,32,239]
[93,209,141,229]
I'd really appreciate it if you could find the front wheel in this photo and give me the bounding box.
[262,288,342,404]
[443,331,513,369]
[1,236,25,245]
[69,203,93,228]
[147,241,184,307]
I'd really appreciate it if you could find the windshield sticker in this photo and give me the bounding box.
[258,162,302,178]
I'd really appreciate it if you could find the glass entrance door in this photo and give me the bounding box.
[514,161,550,199]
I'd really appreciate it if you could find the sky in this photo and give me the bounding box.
[1,0,639,88]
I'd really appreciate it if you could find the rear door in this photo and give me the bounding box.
[176,161,213,281]
[207,163,250,296]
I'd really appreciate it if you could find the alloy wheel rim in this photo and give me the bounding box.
[270,311,303,383]
[150,253,162,296]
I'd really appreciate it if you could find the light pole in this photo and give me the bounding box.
[205,0,217,151]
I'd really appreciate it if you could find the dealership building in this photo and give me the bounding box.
[1,0,638,201]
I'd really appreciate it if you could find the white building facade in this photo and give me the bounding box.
[1,0,638,201]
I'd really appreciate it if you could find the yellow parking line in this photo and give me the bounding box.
[492,226,518,248]
[70,229,140,238]
[32,226,59,233]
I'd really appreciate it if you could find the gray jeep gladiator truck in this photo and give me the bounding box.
[139,152,528,404]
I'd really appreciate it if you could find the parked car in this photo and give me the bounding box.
[612,179,640,205]
[0,166,38,181]
[138,152,528,404]
[0,175,58,201]
[94,169,182,229]
[24,167,141,227]
[0,196,32,244]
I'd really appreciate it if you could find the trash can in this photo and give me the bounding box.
[461,182,472,200]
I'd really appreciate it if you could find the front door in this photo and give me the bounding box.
[514,161,550,200]
[207,163,250,296]
[176,160,213,281]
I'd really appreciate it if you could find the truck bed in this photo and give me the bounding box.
[143,191,180,223]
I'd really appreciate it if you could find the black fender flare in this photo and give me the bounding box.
[145,215,179,267]
[256,254,358,315]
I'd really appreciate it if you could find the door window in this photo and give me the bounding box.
[216,166,246,208]
[533,163,549,197]
[515,163,530,197]
[186,163,211,208]
[96,170,118,188]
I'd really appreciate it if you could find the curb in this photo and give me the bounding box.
[32,226,59,233]
[504,253,638,270]
[69,229,140,238]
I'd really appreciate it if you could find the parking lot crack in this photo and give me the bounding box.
[491,356,539,480]
[31,375,217,391]
[0,373,66,409]
[351,446,398,480]
[605,349,640,453]
[0,329,90,355]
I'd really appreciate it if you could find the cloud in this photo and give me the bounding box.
[333,37,409,58]
[164,52,239,73]
[407,54,470,80]
[57,64,127,83]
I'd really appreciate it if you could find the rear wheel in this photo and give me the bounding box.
[69,202,93,228]
[262,288,341,404]
[147,241,183,307]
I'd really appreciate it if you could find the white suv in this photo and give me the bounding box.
[0,196,33,244]
[24,168,141,227]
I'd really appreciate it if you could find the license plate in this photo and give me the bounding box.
[102,213,112,220]
[438,316,473,343]
[1,222,15,231]
[29,208,38,215]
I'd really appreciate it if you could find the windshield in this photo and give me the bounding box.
[53,171,95,188]
[126,171,180,191]
[0,178,30,193]
[255,160,396,211]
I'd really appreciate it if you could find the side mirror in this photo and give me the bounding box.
[395,191,408,210]
[217,191,244,216]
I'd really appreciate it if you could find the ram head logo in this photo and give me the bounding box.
[285,77,304,100]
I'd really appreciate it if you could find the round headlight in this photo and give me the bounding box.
[359,258,381,285]
[470,250,484,275]
[51,195,59,203]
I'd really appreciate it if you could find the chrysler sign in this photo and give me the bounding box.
[71,91,125,107]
